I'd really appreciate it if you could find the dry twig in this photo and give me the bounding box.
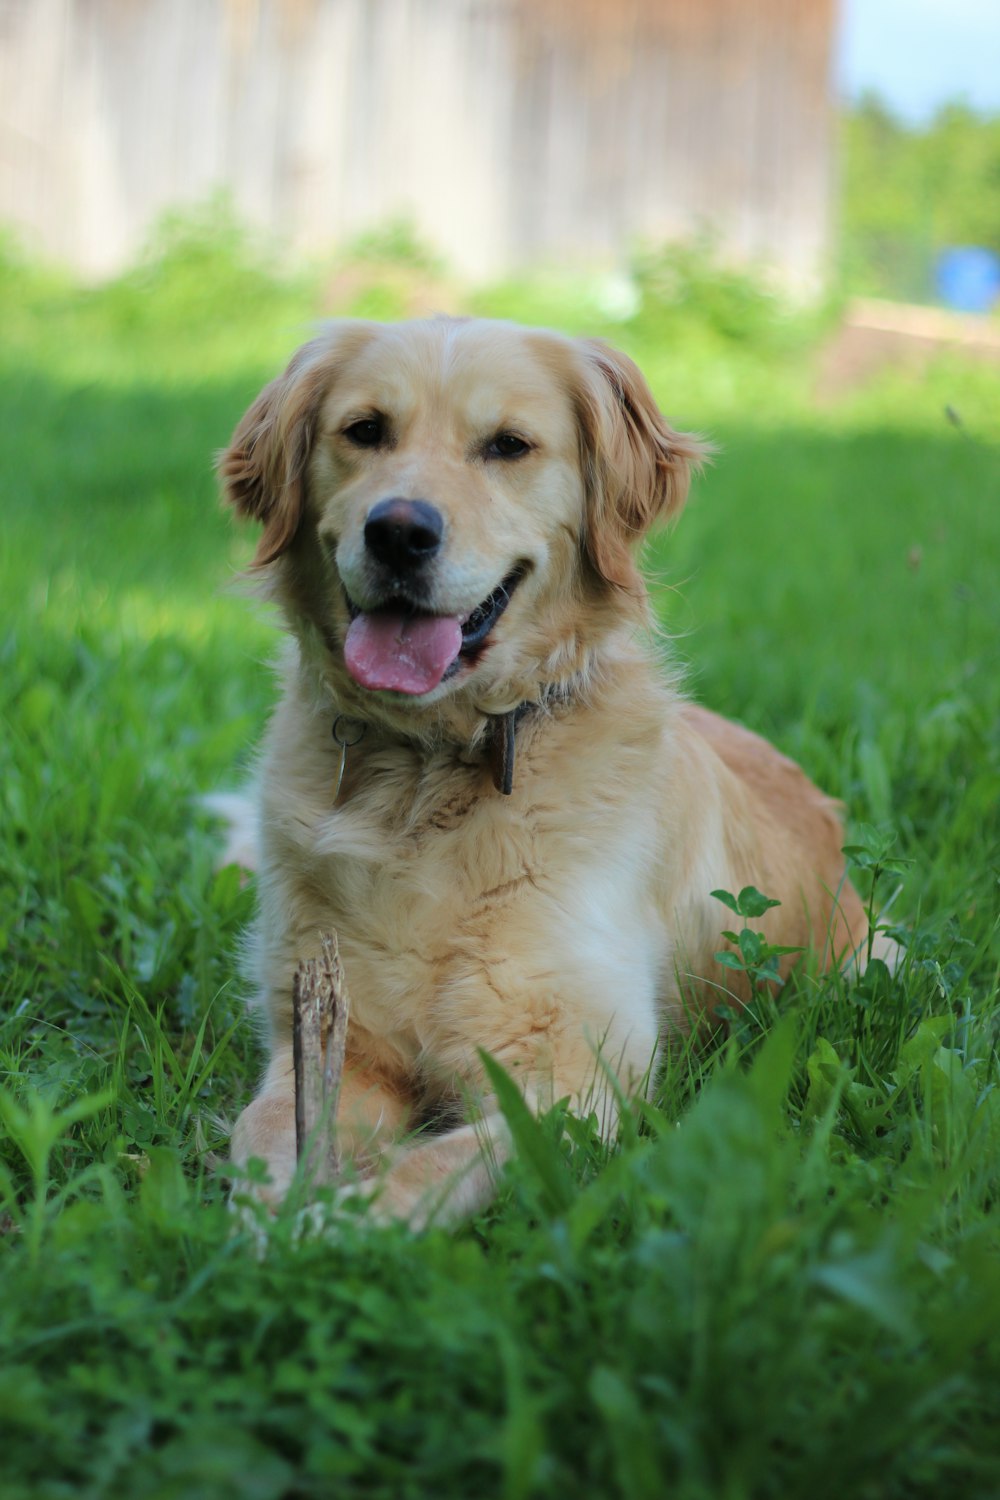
[292,931,350,1185]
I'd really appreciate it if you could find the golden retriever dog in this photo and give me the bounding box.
[221,316,878,1228]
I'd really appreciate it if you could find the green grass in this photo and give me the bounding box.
[1,226,999,1499]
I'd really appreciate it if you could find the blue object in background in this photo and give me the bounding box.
[935,246,1000,313]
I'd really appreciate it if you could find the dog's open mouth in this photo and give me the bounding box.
[343,569,524,695]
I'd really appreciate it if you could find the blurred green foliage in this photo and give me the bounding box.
[628,239,823,350]
[841,94,1000,303]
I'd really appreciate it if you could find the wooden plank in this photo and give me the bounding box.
[0,0,837,296]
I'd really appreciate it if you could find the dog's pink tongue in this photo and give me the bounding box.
[344,612,463,694]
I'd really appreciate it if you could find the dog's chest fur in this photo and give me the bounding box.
[259,724,542,1047]
[255,671,674,1077]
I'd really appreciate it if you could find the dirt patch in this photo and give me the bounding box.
[816,298,1000,399]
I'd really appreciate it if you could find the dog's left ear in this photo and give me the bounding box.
[218,337,334,567]
[576,339,710,595]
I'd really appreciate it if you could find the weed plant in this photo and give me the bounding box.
[1,218,998,1498]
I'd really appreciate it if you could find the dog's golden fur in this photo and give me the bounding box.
[222,317,873,1226]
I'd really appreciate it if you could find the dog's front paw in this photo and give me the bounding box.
[329,1161,464,1232]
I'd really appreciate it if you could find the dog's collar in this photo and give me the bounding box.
[330,699,538,802]
[485,702,536,796]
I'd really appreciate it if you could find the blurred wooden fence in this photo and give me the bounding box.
[0,0,835,285]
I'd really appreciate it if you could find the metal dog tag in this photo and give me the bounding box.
[331,715,367,803]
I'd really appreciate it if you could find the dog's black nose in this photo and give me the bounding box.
[364,498,443,572]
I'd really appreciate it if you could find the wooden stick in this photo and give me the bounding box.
[292,931,350,1185]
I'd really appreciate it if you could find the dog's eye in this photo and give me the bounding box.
[486,432,531,460]
[344,417,385,448]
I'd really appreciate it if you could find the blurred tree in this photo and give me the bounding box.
[841,94,1000,303]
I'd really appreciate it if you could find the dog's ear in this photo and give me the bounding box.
[218,338,335,567]
[576,339,709,595]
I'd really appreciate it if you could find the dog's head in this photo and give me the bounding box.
[220,318,705,722]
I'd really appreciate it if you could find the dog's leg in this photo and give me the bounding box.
[342,1112,513,1228]
[347,1000,659,1230]
[230,1047,413,1205]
